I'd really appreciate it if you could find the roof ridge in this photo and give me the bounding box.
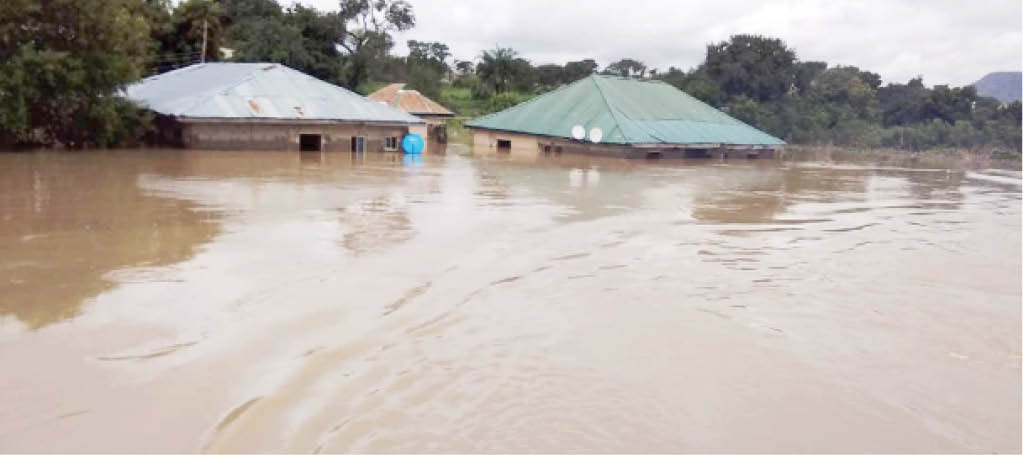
[392,89,404,108]
[588,75,629,142]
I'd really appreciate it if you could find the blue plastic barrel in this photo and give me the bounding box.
[402,133,424,154]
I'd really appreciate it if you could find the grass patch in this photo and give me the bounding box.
[356,81,390,96]
[445,117,473,146]
[439,86,490,117]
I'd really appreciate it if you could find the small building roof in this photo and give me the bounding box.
[368,83,454,117]
[125,63,423,124]
[465,75,784,146]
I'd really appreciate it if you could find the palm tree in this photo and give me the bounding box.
[477,46,519,94]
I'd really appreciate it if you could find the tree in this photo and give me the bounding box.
[219,0,283,60]
[681,70,725,106]
[852,68,882,91]
[604,58,647,78]
[806,66,880,144]
[226,5,345,83]
[406,39,450,90]
[476,46,533,95]
[703,34,796,103]
[653,67,725,106]
[653,66,686,88]
[0,0,154,147]
[285,6,343,80]
[535,64,564,90]
[877,77,929,127]
[219,0,282,23]
[134,0,174,69]
[337,0,415,89]
[407,40,449,67]
[923,84,977,124]
[793,61,827,95]
[454,59,474,76]
[562,59,598,83]
[165,0,227,63]
[724,94,761,125]
[406,58,442,99]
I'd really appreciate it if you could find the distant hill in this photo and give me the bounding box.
[972,72,1021,103]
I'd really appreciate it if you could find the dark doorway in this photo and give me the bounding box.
[645,151,663,159]
[496,139,511,150]
[299,134,321,152]
[351,136,365,153]
[684,149,711,158]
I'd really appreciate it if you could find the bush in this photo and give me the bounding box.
[452,74,478,89]
[487,92,529,113]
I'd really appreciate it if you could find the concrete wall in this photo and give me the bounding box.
[471,130,642,159]
[182,122,412,152]
[470,128,777,160]
[472,130,540,158]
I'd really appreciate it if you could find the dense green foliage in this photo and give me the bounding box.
[0,0,154,147]
[377,37,1019,157]
[335,0,413,89]
[653,35,1021,155]
[224,0,344,84]
[0,0,1018,154]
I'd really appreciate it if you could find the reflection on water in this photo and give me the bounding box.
[402,154,423,167]
[0,149,1019,453]
[0,152,221,328]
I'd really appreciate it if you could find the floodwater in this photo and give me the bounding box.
[0,147,1020,453]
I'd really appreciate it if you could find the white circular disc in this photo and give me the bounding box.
[571,125,586,140]
[588,127,603,143]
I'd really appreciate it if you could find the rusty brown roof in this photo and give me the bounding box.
[367,83,454,117]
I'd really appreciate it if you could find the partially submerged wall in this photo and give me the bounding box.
[180,121,412,152]
[470,128,778,159]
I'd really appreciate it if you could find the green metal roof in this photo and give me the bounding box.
[465,75,785,146]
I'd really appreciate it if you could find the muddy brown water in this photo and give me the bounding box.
[1,147,1020,452]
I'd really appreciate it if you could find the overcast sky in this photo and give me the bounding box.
[296,0,1021,87]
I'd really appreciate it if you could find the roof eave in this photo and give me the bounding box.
[465,126,784,148]
[463,125,629,145]
[176,116,424,125]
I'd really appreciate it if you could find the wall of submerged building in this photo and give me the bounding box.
[470,128,778,159]
[177,121,414,152]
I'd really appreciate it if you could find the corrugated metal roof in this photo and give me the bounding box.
[368,83,404,105]
[125,63,423,124]
[465,75,784,146]
[368,83,454,116]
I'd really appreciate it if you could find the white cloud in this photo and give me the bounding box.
[295,0,1021,86]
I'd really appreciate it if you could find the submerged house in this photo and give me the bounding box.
[465,75,784,159]
[125,63,426,152]
[368,83,454,140]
